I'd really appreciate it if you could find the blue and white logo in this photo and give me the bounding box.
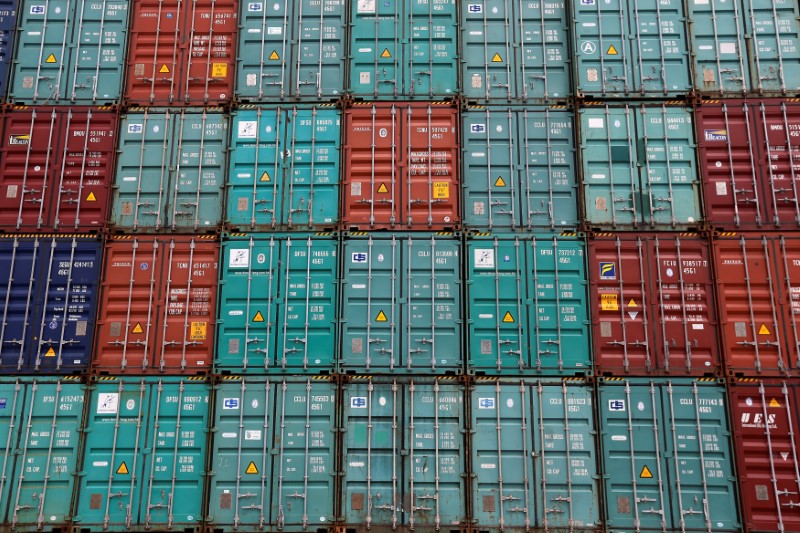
[478,398,495,409]
[223,398,240,410]
[248,2,263,11]
[30,5,45,14]
[128,124,143,134]
[470,124,486,134]
[599,262,616,280]
[608,399,626,412]
[467,4,482,13]
[351,397,367,408]
[352,252,367,263]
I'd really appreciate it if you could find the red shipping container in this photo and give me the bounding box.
[0,107,117,232]
[728,378,800,533]
[342,102,460,230]
[125,0,237,106]
[94,235,219,374]
[713,234,800,376]
[697,99,800,231]
[589,233,721,376]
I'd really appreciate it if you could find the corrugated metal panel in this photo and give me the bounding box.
[0,235,102,374]
[0,377,85,531]
[462,106,577,232]
[73,377,210,531]
[236,0,345,102]
[342,103,460,231]
[340,233,462,374]
[589,233,721,376]
[0,107,117,231]
[9,0,129,104]
[581,104,700,229]
[112,109,227,232]
[216,234,338,374]
[465,235,590,375]
[470,379,599,531]
[207,377,337,530]
[742,0,800,96]
[93,236,219,374]
[349,0,458,99]
[226,105,340,231]
[598,378,740,532]
[0,0,17,102]
[459,0,570,102]
[341,377,467,529]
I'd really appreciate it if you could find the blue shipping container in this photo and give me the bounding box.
[0,235,102,373]
[0,0,17,102]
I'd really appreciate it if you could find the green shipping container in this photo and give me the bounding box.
[465,235,590,375]
[469,378,600,532]
[216,234,338,374]
[598,378,740,533]
[207,377,337,531]
[72,377,210,532]
[0,377,85,532]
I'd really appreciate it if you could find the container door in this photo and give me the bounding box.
[406,0,457,98]
[236,0,291,101]
[686,0,748,95]
[182,0,237,105]
[293,0,346,99]
[226,107,283,230]
[0,238,40,372]
[216,237,280,371]
[0,380,27,522]
[0,0,17,100]
[773,237,800,370]
[756,101,800,229]
[518,1,570,100]
[349,0,401,97]
[460,0,514,101]
[743,0,800,96]
[573,0,629,97]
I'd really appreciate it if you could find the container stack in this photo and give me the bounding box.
[0,0,798,532]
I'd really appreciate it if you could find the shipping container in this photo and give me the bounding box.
[459,0,570,103]
[713,234,800,377]
[0,377,85,532]
[339,233,462,374]
[216,233,338,374]
[349,0,458,99]
[697,99,800,231]
[469,378,599,532]
[0,0,17,102]
[93,235,219,374]
[72,377,210,532]
[598,377,740,532]
[589,233,721,376]
[0,234,102,374]
[342,103,460,231]
[125,0,237,106]
[341,377,467,531]
[465,234,590,375]
[581,104,701,230]
[226,105,341,231]
[572,0,692,99]
[0,107,117,231]
[207,376,337,532]
[236,0,345,102]
[111,108,227,232]
[461,106,578,232]
[8,0,128,104]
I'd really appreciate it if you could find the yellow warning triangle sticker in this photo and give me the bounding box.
[759,324,771,335]
[640,465,653,478]
[44,347,56,357]
[607,45,618,55]
[770,398,781,408]
[381,49,391,58]
[494,176,506,187]
[377,183,389,193]
[252,311,265,323]
[245,462,259,474]
[375,310,388,322]
[159,64,170,73]
[86,191,97,202]
[116,462,129,475]
[502,312,515,323]
[628,299,637,308]
[492,53,503,63]
[269,50,280,60]
[132,322,144,334]
[45,54,56,64]
[260,171,271,182]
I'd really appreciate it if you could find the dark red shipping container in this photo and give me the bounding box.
[713,234,800,376]
[341,102,460,230]
[589,233,721,376]
[728,378,800,533]
[93,235,219,374]
[0,107,116,231]
[125,0,237,106]
[697,99,800,231]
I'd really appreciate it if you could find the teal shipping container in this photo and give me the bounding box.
[459,0,570,102]
[339,233,462,374]
[597,378,740,533]
[469,378,600,532]
[216,233,338,374]
[572,0,691,98]
[226,105,341,231]
[462,106,578,232]
[72,377,210,532]
[349,0,458,99]
[207,377,337,532]
[111,108,228,232]
[0,377,85,532]
[236,0,346,102]
[581,104,701,230]
[465,234,590,375]
[9,0,128,104]
[341,377,467,531]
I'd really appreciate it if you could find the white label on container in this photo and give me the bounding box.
[238,121,258,138]
[352,284,366,289]
[349,461,365,467]
[611,435,627,441]
[591,173,606,179]
[588,118,604,128]
[228,310,244,316]
[608,399,625,411]
[582,22,596,27]
[245,430,262,440]
[123,176,137,181]
[692,323,704,330]
[716,181,727,195]
[471,152,486,157]
[92,461,109,467]
[222,432,237,438]
[358,48,372,53]
[360,72,371,84]
[480,463,497,469]
[267,27,282,35]
[477,398,495,409]
[719,42,737,54]
[695,0,709,4]
[699,45,713,50]
[127,124,143,134]
[351,182,362,196]
[248,2,262,11]
[350,397,367,408]
[469,31,483,36]
[474,249,495,268]
[222,398,240,410]
[357,0,375,13]
[97,393,119,414]
[478,313,493,319]
[229,249,250,268]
